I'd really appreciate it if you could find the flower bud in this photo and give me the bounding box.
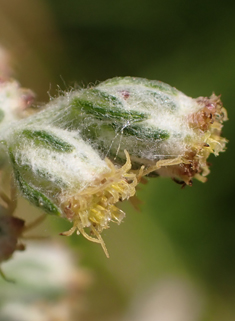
[58,77,227,184]
[0,79,35,168]
[4,121,137,256]
[0,80,35,127]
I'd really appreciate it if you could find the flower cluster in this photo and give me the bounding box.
[0,77,228,256]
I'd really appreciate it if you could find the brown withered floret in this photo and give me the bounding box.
[144,94,227,186]
[0,188,46,282]
[189,94,225,131]
[0,215,25,263]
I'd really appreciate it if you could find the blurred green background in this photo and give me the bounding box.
[0,0,234,320]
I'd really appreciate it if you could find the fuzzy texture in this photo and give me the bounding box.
[3,120,137,255]
[10,76,226,184]
[0,76,228,254]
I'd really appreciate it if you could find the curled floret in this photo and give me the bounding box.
[60,150,137,257]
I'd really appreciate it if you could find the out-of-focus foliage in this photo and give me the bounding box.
[0,0,234,320]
